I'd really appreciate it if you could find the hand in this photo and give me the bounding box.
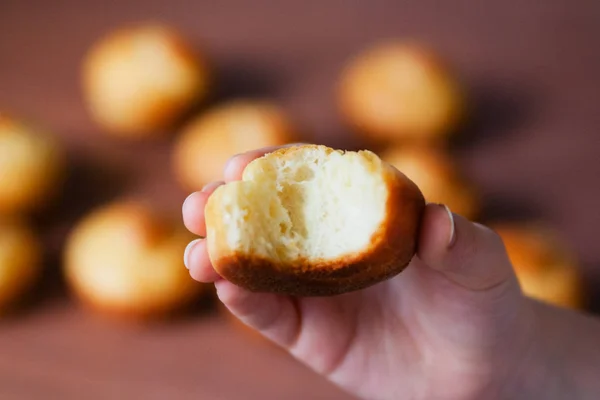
[181,145,543,400]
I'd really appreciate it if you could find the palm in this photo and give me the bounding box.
[290,277,419,398]
[217,257,523,400]
[218,274,415,398]
[183,146,530,400]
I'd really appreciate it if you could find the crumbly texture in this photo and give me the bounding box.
[0,220,41,311]
[0,114,65,215]
[173,100,296,190]
[494,223,583,309]
[381,145,479,220]
[64,201,205,319]
[205,144,425,296]
[82,23,211,137]
[338,42,465,144]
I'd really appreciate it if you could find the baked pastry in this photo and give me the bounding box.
[64,201,206,319]
[82,23,210,138]
[381,145,479,220]
[338,41,465,144]
[494,223,583,309]
[0,113,65,215]
[0,220,42,312]
[173,100,296,190]
[205,144,425,296]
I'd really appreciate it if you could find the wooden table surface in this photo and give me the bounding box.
[1,1,600,398]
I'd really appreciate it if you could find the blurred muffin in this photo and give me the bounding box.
[381,145,479,220]
[338,41,465,145]
[82,23,211,138]
[494,223,583,309]
[173,100,296,190]
[0,113,65,215]
[0,220,42,312]
[64,201,205,319]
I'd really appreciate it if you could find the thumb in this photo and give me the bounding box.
[417,204,516,291]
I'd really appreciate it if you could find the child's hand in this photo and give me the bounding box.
[181,145,591,400]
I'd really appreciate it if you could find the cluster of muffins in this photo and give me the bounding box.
[336,41,584,310]
[0,22,301,329]
[0,110,207,319]
[0,22,584,331]
[337,41,479,220]
[0,115,64,313]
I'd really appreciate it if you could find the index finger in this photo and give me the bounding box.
[224,143,308,182]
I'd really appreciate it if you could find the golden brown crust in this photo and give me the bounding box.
[82,23,211,137]
[0,220,42,312]
[64,201,207,320]
[493,223,574,273]
[492,223,584,309]
[0,114,65,215]
[337,41,465,146]
[67,280,205,321]
[173,100,297,190]
[380,145,479,220]
[207,148,425,296]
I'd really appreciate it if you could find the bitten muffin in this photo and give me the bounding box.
[204,144,425,297]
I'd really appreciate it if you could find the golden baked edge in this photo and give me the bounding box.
[206,149,426,297]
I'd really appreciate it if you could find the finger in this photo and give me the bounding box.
[184,239,222,282]
[224,143,308,182]
[182,181,224,236]
[215,279,301,348]
[417,203,516,291]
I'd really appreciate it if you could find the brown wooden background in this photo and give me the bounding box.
[1,0,599,398]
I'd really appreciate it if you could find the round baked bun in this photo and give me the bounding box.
[0,220,42,312]
[82,23,211,138]
[0,113,65,215]
[173,100,296,191]
[338,41,465,145]
[64,201,206,319]
[380,145,479,220]
[205,144,425,296]
[494,223,583,309]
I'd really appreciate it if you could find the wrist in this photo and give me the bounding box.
[503,298,566,399]
[505,297,600,400]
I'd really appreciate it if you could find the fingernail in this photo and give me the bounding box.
[182,192,194,212]
[441,204,456,247]
[184,239,202,269]
[182,194,192,224]
[223,154,240,175]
